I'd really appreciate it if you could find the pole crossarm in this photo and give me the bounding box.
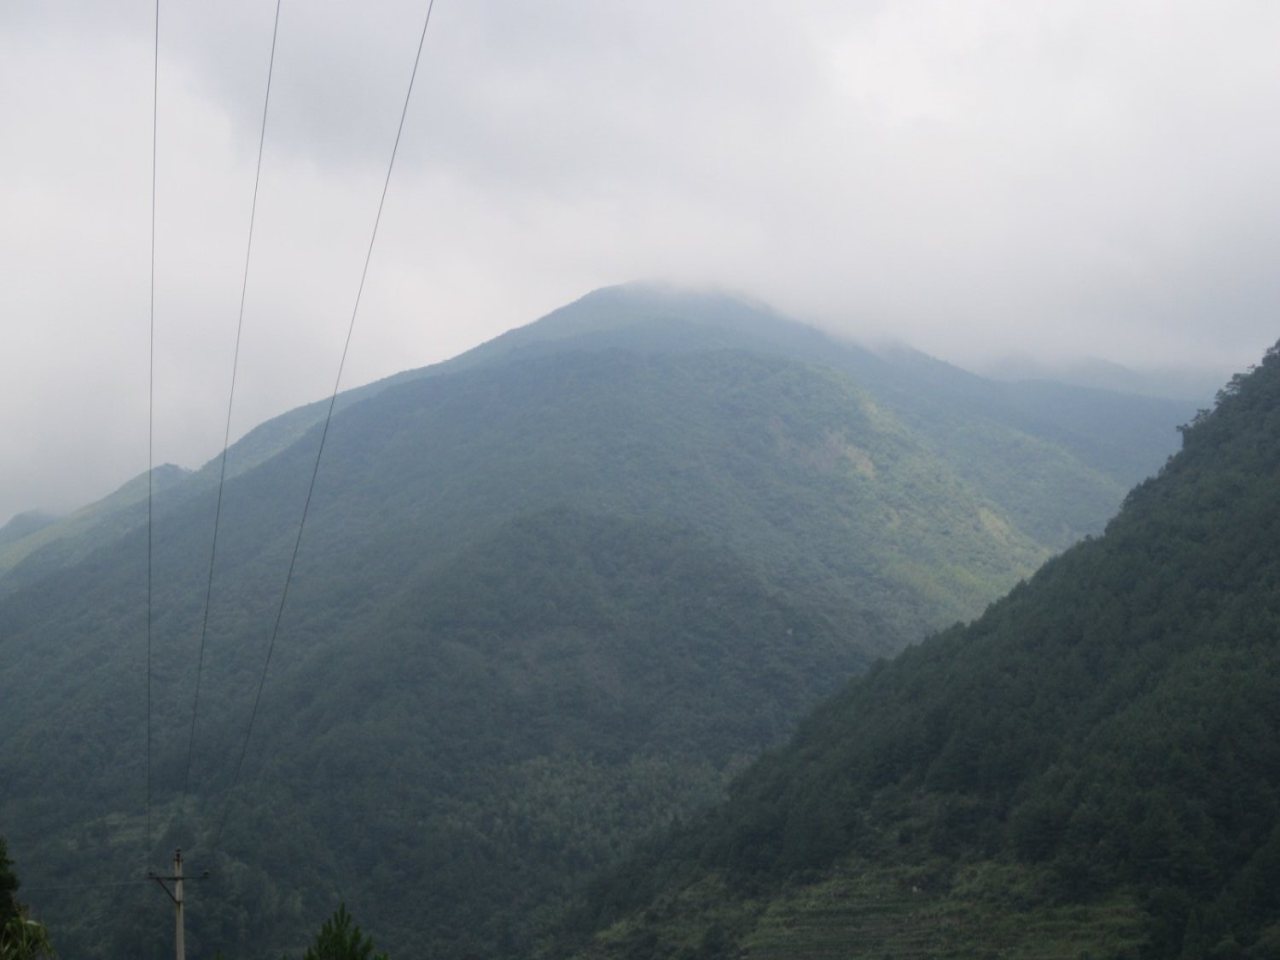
[148,870,210,904]
[148,874,181,906]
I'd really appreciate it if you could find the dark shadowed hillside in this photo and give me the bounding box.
[554,342,1280,960]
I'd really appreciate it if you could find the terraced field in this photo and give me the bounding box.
[744,862,1146,960]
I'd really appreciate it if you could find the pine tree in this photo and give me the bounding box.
[301,905,387,960]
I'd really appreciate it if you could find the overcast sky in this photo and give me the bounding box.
[3,0,1279,522]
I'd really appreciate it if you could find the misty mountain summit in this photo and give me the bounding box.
[0,286,1193,959]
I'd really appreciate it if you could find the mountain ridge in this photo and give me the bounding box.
[0,284,1190,578]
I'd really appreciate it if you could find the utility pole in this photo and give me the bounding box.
[175,849,184,960]
[150,849,208,960]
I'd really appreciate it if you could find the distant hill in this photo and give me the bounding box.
[974,352,1231,405]
[0,464,188,582]
[0,285,1191,960]
[553,341,1280,959]
[0,511,57,547]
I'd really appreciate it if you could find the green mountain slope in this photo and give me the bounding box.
[0,285,1186,586]
[455,285,1188,550]
[555,343,1280,959]
[0,287,1189,960]
[0,464,189,582]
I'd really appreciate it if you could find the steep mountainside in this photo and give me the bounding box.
[0,287,1189,960]
[555,343,1280,960]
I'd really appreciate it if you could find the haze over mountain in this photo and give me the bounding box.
[0,286,1192,959]
[553,340,1280,959]
[974,354,1233,406]
[0,512,57,549]
[8,2,1280,538]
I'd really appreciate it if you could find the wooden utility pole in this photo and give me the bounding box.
[150,849,207,960]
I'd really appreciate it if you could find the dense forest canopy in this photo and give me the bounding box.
[552,342,1280,959]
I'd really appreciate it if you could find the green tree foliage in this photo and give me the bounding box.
[0,839,53,960]
[0,915,55,960]
[298,905,386,960]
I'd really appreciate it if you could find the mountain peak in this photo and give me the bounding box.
[570,280,785,321]
[442,282,864,379]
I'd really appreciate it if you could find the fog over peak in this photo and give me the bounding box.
[3,0,1278,522]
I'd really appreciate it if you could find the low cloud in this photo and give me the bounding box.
[3,0,1277,520]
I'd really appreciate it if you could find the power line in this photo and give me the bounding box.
[211,0,439,851]
[145,0,159,863]
[182,0,285,803]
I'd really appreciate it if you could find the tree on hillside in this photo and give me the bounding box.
[0,838,54,960]
[0,914,55,960]
[300,905,387,960]
[0,839,17,924]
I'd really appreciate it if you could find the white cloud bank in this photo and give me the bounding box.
[2,0,1278,519]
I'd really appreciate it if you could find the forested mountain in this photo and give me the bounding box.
[554,342,1280,960]
[0,286,1189,959]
